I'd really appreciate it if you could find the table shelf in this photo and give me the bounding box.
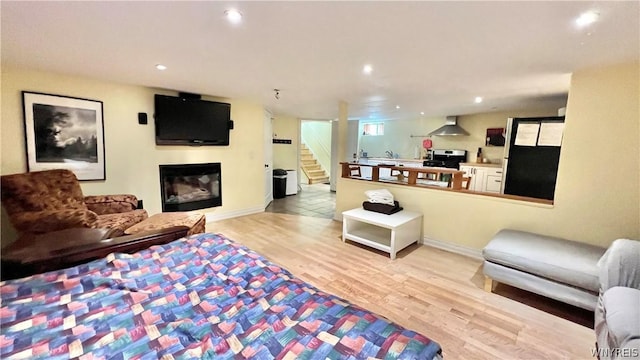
[342,208,422,259]
[344,223,392,250]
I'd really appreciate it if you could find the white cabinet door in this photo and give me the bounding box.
[379,168,392,179]
[474,167,487,191]
[360,166,373,179]
[460,165,485,191]
[485,168,503,193]
[461,165,496,192]
[460,165,472,177]
[460,165,473,190]
[486,175,502,193]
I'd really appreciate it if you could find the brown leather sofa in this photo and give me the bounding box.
[1,169,148,235]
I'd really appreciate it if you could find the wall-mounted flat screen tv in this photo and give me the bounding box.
[155,94,232,146]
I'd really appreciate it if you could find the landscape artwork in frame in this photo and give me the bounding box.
[22,91,105,180]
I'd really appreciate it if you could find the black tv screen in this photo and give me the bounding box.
[155,94,231,146]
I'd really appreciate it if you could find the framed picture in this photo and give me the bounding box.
[22,91,105,180]
[485,127,506,147]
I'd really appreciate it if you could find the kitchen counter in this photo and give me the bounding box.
[460,162,502,168]
[363,157,424,162]
[341,162,465,190]
[341,162,554,206]
[357,158,424,166]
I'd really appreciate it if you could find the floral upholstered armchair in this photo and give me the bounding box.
[1,169,148,235]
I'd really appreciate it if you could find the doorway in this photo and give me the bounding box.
[264,110,273,208]
[265,118,335,219]
[300,120,332,186]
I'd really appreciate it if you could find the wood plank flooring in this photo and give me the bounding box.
[206,212,595,360]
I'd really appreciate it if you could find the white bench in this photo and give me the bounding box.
[342,208,422,259]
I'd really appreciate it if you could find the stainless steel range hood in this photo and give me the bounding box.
[428,116,469,136]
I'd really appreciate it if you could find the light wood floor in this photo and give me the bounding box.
[207,212,595,360]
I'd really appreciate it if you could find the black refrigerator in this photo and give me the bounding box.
[502,116,565,200]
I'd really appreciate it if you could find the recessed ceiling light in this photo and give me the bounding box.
[155,64,167,71]
[576,11,599,27]
[474,97,483,104]
[225,9,242,24]
[363,64,373,74]
[395,105,400,109]
[420,112,425,115]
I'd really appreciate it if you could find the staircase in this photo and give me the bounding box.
[300,144,329,184]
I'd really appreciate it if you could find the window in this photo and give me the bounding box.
[362,122,384,136]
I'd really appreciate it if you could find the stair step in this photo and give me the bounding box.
[307,170,326,177]
[300,143,329,184]
[308,176,329,184]
[304,164,321,171]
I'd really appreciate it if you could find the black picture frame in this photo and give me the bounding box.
[22,91,106,180]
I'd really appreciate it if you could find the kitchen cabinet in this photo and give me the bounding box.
[460,164,503,193]
[460,165,486,191]
[341,162,466,190]
[485,169,503,193]
[360,166,373,179]
[360,158,422,179]
[351,165,394,180]
[379,167,392,179]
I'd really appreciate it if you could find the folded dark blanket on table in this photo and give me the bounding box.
[362,200,403,215]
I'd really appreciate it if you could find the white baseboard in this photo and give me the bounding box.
[205,206,265,223]
[422,237,483,260]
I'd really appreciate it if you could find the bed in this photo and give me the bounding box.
[1,233,442,359]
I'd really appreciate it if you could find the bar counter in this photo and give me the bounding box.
[340,162,465,190]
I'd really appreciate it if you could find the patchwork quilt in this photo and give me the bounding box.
[1,233,441,359]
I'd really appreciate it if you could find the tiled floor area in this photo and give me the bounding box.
[265,183,336,219]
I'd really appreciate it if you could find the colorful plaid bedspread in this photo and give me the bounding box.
[1,233,441,359]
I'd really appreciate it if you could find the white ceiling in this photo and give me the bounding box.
[2,1,638,121]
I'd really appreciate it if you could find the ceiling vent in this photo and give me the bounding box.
[428,116,470,136]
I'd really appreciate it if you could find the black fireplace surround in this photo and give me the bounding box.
[159,163,221,212]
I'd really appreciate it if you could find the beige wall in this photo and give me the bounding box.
[272,115,299,170]
[358,108,560,164]
[337,62,640,250]
[1,66,266,246]
[453,110,559,164]
[3,62,637,251]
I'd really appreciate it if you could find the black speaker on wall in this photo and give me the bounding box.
[138,112,148,125]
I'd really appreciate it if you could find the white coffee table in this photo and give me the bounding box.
[342,208,423,259]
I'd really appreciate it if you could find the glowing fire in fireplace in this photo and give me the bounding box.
[164,175,218,204]
[159,163,222,211]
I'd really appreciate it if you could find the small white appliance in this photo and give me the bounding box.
[285,170,298,195]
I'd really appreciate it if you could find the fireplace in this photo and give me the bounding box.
[159,163,221,212]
